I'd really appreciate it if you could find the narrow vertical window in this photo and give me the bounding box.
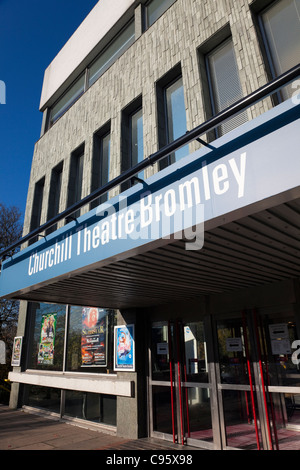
[91,124,111,207]
[157,70,188,170]
[46,162,63,234]
[165,77,188,163]
[100,133,111,197]
[206,38,247,137]
[130,107,144,179]
[260,0,300,101]
[29,177,45,244]
[121,97,144,190]
[67,144,84,219]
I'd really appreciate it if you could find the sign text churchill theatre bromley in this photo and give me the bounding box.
[0,97,299,299]
[27,151,246,277]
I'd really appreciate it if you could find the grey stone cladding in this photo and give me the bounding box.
[23,0,273,239]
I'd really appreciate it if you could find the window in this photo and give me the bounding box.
[121,97,144,189]
[91,124,111,208]
[130,108,144,172]
[157,67,189,169]
[206,38,247,137]
[88,20,135,87]
[48,74,85,128]
[24,386,117,426]
[46,162,63,234]
[64,390,116,426]
[259,0,300,101]
[24,385,61,414]
[26,302,67,371]
[67,144,84,219]
[46,21,135,130]
[66,306,116,372]
[146,0,177,27]
[29,177,45,244]
[24,302,117,425]
[26,302,117,374]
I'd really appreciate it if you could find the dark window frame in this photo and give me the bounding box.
[121,95,143,190]
[91,122,111,208]
[156,63,188,170]
[67,143,85,220]
[145,0,177,28]
[204,35,247,139]
[29,177,45,245]
[46,161,64,234]
[46,19,135,132]
[255,0,300,103]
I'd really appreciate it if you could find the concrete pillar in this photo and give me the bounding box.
[116,308,148,439]
[9,301,28,409]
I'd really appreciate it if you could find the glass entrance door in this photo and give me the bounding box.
[216,308,300,450]
[149,319,217,449]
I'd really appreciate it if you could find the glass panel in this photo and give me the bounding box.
[99,133,111,204]
[147,0,177,27]
[46,164,63,234]
[29,178,45,244]
[49,74,85,126]
[66,306,116,372]
[183,322,209,383]
[166,77,189,162]
[152,385,175,434]
[27,303,66,371]
[184,387,213,443]
[269,392,300,449]
[100,134,111,188]
[64,390,116,426]
[222,389,261,450]
[151,323,172,381]
[72,151,84,219]
[262,0,300,100]
[24,385,61,414]
[217,317,250,385]
[75,153,84,204]
[131,108,144,180]
[51,169,62,218]
[260,313,300,387]
[89,21,135,86]
[207,39,248,136]
[160,76,189,168]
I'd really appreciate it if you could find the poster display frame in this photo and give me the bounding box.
[114,324,135,371]
[81,307,108,367]
[11,336,23,366]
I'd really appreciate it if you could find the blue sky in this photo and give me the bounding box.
[0,0,98,221]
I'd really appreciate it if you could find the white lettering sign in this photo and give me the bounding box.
[27,152,246,277]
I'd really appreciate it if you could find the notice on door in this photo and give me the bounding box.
[157,342,169,355]
[269,323,291,355]
[226,337,242,352]
[269,323,289,340]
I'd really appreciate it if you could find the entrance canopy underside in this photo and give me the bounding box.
[13,198,300,309]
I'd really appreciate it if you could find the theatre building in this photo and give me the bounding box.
[1,0,300,450]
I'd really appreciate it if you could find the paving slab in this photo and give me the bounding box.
[0,405,200,452]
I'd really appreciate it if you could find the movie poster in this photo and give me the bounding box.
[81,307,108,366]
[114,324,135,371]
[11,336,23,366]
[37,313,57,365]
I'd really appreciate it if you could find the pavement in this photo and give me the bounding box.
[0,404,201,452]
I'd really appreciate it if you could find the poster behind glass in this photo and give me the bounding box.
[114,324,135,371]
[81,307,108,367]
[11,336,23,366]
[38,313,57,365]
